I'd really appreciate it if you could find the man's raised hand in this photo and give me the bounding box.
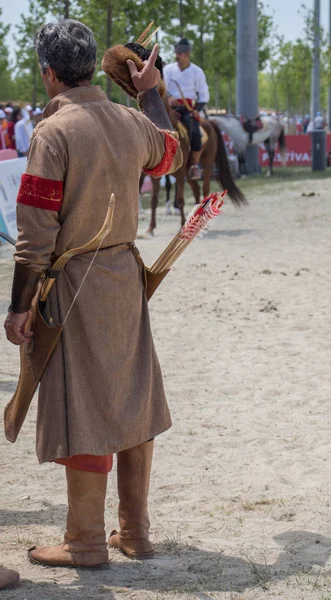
[127,43,161,93]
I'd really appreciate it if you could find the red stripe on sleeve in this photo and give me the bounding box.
[143,132,179,178]
[17,174,63,211]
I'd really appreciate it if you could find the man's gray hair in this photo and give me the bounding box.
[35,19,97,87]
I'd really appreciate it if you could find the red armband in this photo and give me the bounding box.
[17,174,63,211]
[143,132,179,177]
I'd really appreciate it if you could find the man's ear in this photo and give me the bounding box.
[46,67,57,84]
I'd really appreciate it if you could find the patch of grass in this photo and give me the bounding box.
[140,167,331,213]
[241,550,270,591]
[273,511,296,522]
[238,497,278,512]
[237,166,331,194]
[294,568,328,591]
[159,529,182,554]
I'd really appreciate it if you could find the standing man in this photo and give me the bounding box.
[32,106,43,127]
[14,106,33,157]
[314,111,325,129]
[0,110,7,150]
[163,38,210,180]
[4,19,182,569]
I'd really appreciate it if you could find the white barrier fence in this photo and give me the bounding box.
[0,158,27,241]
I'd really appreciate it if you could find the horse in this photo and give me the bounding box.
[213,115,286,177]
[144,101,247,235]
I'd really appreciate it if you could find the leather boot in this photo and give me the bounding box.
[0,567,20,590]
[189,150,202,180]
[189,164,202,180]
[29,467,109,568]
[108,440,155,559]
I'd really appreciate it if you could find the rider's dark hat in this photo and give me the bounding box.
[175,38,192,53]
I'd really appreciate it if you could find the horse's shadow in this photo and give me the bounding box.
[5,525,331,598]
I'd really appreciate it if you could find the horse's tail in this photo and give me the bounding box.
[209,120,248,207]
[278,126,286,167]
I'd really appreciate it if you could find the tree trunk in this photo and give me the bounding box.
[32,54,37,106]
[214,71,219,108]
[228,74,232,113]
[270,63,279,112]
[106,1,112,100]
[179,0,183,37]
[199,0,204,69]
[64,0,70,18]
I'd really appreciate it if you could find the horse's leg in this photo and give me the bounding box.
[165,174,172,215]
[238,152,247,177]
[187,176,200,204]
[147,177,160,235]
[202,162,213,198]
[264,140,271,176]
[174,182,180,210]
[268,150,275,176]
[138,173,145,213]
[176,170,186,227]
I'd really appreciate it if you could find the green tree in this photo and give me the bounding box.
[188,0,274,111]
[38,0,81,18]
[78,0,127,100]
[14,0,48,105]
[0,9,13,102]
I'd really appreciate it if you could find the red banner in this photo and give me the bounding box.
[223,134,331,167]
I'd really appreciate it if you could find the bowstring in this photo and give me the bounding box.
[62,231,107,326]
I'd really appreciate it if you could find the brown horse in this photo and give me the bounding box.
[145,102,247,235]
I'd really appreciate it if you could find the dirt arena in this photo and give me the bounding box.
[1,174,331,599]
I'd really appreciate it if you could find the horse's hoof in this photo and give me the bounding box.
[146,228,154,237]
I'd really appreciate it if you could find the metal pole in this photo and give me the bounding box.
[236,0,259,174]
[311,0,320,119]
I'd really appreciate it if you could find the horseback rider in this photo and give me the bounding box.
[163,38,210,180]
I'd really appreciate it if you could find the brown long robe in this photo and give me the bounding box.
[14,86,182,463]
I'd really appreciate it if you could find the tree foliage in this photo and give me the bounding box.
[1,0,329,116]
[0,9,13,101]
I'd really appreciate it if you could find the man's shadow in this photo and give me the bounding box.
[9,529,331,598]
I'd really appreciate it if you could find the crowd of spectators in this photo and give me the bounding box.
[0,103,43,157]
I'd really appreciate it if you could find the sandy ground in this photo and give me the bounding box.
[1,176,331,600]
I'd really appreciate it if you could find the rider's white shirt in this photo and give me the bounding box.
[163,62,210,103]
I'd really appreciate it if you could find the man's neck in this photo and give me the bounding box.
[50,80,92,99]
[178,62,190,72]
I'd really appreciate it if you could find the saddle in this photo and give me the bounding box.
[175,115,208,146]
[240,115,264,143]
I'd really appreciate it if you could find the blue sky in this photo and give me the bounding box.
[0,0,330,61]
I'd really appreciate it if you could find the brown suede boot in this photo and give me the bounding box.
[108,440,155,559]
[0,567,20,590]
[189,164,202,180]
[28,467,109,569]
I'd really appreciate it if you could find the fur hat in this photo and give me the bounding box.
[102,24,165,100]
[102,43,165,100]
